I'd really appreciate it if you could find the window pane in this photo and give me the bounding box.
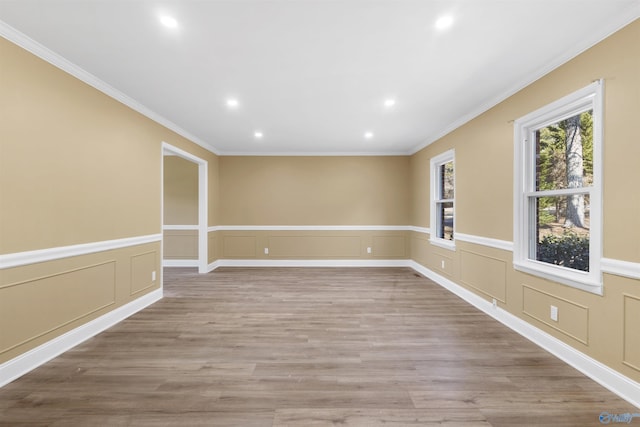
[535,110,593,191]
[532,195,590,271]
[440,161,454,199]
[438,201,454,240]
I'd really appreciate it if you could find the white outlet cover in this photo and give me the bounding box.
[550,305,559,321]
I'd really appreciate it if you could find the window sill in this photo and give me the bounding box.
[513,261,602,295]
[429,238,456,251]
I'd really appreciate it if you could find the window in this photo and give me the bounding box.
[514,81,603,293]
[430,149,455,249]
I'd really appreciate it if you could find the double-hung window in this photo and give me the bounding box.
[430,149,455,249]
[513,81,603,293]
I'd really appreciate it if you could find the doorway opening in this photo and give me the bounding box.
[161,142,208,274]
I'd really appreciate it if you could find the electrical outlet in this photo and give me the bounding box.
[264,247,269,255]
[152,271,156,281]
[492,298,497,309]
[441,260,445,269]
[367,247,372,254]
[550,305,558,322]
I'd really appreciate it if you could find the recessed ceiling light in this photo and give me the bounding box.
[226,98,239,109]
[384,99,396,108]
[435,15,454,30]
[160,15,178,29]
[254,131,263,139]
[364,132,374,139]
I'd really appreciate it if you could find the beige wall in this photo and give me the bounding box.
[213,155,411,263]
[163,155,198,225]
[163,156,199,260]
[409,20,640,382]
[0,38,161,254]
[0,37,218,363]
[219,156,410,226]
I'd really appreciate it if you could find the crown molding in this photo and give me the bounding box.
[409,10,640,155]
[0,20,220,156]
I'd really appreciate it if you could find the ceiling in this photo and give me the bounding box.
[1,1,638,155]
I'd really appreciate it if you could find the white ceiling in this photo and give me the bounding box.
[1,1,638,155]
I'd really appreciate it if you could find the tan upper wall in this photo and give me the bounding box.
[0,37,219,254]
[410,19,640,262]
[163,155,198,225]
[219,156,410,225]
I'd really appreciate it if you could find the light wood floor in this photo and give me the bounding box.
[0,267,635,426]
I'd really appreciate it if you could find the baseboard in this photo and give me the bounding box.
[409,261,640,409]
[0,289,163,388]
[207,259,411,271]
[163,259,198,267]
[207,259,222,271]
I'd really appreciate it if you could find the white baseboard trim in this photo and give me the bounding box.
[0,289,162,388]
[163,259,199,267]
[207,260,223,271]
[208,225,411,232]
[208,258,410,271]
[409,260,640,409]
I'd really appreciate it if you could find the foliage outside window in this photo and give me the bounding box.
[430,149,455,249]
[514,81,603,293]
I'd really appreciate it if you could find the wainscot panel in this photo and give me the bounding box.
[522,285,589,345]
[267,235,361,258]
[207,232,219,264]
[0,261,116,356]
[410,234,430,266]
[372,235,407,258]
[130,251,157,296]
[163,230,198,259]
[460,249,507,303]
[0,241,161,364]
[429,251,454,277]
[223,235,257,258]
[623,294,640,372]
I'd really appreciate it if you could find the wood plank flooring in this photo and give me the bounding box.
[0,267,635,426]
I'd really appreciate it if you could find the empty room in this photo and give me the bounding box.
[1,1,639,426]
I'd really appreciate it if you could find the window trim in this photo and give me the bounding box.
[430,149,456,250]
[513,81,603,294]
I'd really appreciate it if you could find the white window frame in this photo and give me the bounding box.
[513,81,603,294]
[430,149,455,250]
